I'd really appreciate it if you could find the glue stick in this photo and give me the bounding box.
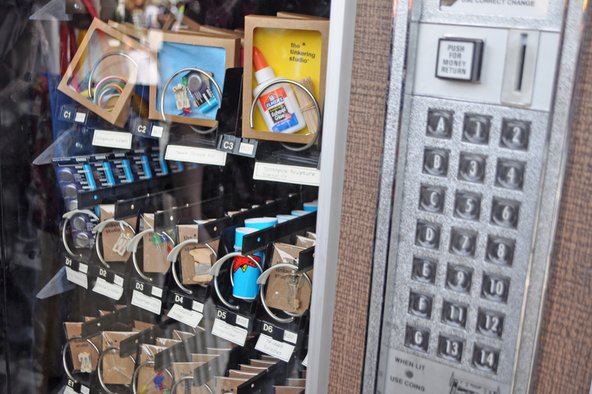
[252,47,306,134]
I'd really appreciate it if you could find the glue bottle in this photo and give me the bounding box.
[252,47,306,134]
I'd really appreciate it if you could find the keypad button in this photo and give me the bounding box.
[419,185,446,213]
[404,325,430,352]
[442,300,468,328]
[415,221,441,249]
[496,159,525,190]
[449,228,477,257]
[426,109,453,139]
[408,291,433,319]
[491,198,520,229]
[411,257,437,284]
[477,309,505,339]
[445,264,473,294]
[463,114,490,145]
[472,344,500,373]
[437,335,464,362]
[454,191,481,221]
[485,236,515,266]
[481,274,510,303]
[458,153,486,183]
[501,119,530,150]
[423,148,449,177]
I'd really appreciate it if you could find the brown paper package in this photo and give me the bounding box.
[99,205,137,263]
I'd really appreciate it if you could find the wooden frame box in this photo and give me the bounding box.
[242,15,329,145]
[58,18,148,127]
[147,31,240,128]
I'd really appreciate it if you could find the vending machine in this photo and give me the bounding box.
[0,0,356,393]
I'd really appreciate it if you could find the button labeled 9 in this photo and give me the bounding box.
[445,264,472,294]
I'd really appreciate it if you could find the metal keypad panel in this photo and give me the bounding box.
[386,95,548,386]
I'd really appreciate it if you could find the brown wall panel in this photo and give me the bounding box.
[532,17,592,394]
[327,0,393,392]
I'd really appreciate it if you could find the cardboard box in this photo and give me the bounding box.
[264,243,312,314]
[100,331,137,385]
[147,30,240,127]
[242,15,329,144]
[99,205,137,263]
[142,214,173,273]
[177,224,219,285]
[58,19,149,127]
[64,322,100,372]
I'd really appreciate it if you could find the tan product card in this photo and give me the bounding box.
[274,387,305,394]
[242,15,329,144]
[101,331,137,385]
[155,337,182,347]
[295,235,315,248]
[142,214,173,273]
[191,354,219,363]
[178,225,219,285]
[286,378,306,387]
[136,344,172,394]
[215,377,248,393]
[264,243,312,314]
[99,205,137,262]
[171,362,213,394]
[64,322,100,372]
[172,329,195,341]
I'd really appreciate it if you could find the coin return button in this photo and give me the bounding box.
[436,38,484,82]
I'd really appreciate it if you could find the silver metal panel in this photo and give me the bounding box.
[369,0,587,391]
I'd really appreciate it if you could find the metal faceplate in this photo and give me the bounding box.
[370,0,587,393]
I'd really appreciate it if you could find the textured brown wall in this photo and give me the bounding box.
[327,0,393,392]
[532,16,592,394]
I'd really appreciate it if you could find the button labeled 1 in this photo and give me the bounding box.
[463,114,490,144]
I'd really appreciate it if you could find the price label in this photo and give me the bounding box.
[302,353,308,367]
[255,334,296,362]
[64,259,89,289]
[167,303,203,328]
[92,129,133,149]
[63,379,89,394]
[165,144,227,166]
[253,162,320,186]
[131,290,162,314]
[74,111,87,123]
[211,318,248,346]
[151,125,164,138]
[92,277,124,300]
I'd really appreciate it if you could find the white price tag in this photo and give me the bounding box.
[66,266,88,289]
[151,285,163,298]
[92,278,124,301]
[255,334,296,363]
[165,144,227,166]
[131,290,162,315]
[63,386,77,394]
[235,314,249,329]
[253,162,320,187]
[211,318,248,346]
[239,142,255,155]
[74,112,87,123]
[92,130,133,149]
[167,303,203,328]
[283,330,298,345]
[151,125,164,138]
[192,300,204,313]
[302,353,308,367]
